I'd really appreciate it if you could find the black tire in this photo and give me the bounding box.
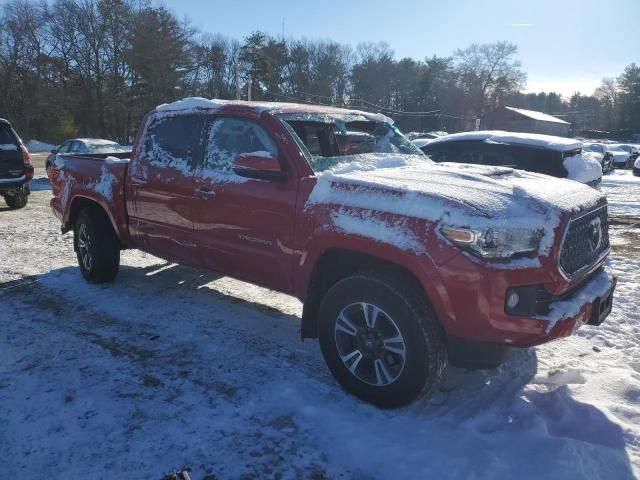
[5,189,28,209]
[318,272,447,408]
[74,207,120,283]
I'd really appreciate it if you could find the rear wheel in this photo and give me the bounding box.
[4,189,28,209]
[74,208,120,283]
[318,272,446,408]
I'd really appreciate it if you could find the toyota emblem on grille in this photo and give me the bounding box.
[588,217,602,252]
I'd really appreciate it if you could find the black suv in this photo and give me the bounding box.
[0,118,33,209]
[418,131,602,189]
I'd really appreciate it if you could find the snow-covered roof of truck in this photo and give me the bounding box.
[425,130,582,152]
[154,97,393,124]
[504,106,570,125]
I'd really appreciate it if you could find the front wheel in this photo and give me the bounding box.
[74,208,120,283]
[318,272,447,408]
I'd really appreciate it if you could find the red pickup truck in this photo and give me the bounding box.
[50,98,616,407]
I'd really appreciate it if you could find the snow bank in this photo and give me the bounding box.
[428,131,582,152]
[307,153,604,256]
[564,151,603,183]
[25,140,56,152]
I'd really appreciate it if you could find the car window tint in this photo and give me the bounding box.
[203,117,277,173]
[144,115,206,172]
[424,143,480,164]
[474,145,507,167]
[57,141,70,153]
[422,144,451,162]
[69,141,81,153]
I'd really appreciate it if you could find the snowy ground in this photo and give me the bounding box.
[1,170,640,479]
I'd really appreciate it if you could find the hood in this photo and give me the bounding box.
[307,154,605,255]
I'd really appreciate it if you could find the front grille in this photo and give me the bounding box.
[559,205,609,278]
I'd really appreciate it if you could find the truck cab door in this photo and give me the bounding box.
[127,114,206,265]
[191,115,298,293]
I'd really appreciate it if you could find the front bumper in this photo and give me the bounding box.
[434,249,616,348]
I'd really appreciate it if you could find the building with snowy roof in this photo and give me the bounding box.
[483,106,571,137]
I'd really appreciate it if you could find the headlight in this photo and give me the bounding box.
[440,225,543,258]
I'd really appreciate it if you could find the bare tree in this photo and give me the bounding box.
[454,41,526,116]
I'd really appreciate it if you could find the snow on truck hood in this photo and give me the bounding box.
[307,154,604,256]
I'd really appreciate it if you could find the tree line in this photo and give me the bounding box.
[1,0,638,143]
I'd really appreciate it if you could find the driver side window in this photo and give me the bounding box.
[202,117,278,174]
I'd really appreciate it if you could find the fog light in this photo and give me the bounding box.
[506,292,520,309]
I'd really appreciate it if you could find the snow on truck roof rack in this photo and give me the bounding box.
[154,97,393,124]
[427,130,583,152]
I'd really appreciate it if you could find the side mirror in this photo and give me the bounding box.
[50,149,57,154]
[232,152,287,181]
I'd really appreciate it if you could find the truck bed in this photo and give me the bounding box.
[49,152,131,239]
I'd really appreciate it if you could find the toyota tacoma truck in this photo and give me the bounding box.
[49,98,616,408]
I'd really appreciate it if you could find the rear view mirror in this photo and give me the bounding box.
[232,152,287,181]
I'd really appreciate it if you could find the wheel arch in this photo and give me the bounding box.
[300,247,450,339]
[66,195,124,248]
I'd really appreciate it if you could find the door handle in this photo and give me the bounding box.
[195,187,216,197]
[130,178,147,186]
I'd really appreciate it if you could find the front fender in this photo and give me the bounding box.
[294,226,458,330]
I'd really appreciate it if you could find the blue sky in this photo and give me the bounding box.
[159,0,639,97]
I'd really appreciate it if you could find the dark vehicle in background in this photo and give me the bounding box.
[419,131,603,189]
[0,118,33,209]
[583,142,613,172]
[634,157,640,177]
[46,138,131,170]
[606,145,633,169]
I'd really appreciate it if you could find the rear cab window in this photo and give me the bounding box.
[142,114,207,174]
